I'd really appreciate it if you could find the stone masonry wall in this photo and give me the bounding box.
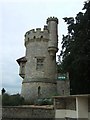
[21,82,57,102]
[21,37,57,102]
[54,97,76,110]
[57,80,70,96]
[25,40,56,80]
[2,106,55,119]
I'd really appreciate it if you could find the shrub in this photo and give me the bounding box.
[2,93,25,106]
[34,98,53,105]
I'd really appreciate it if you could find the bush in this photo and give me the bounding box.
[2,93,25,106]
[34,98,53,106]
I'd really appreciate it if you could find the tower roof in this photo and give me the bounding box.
[16,57,27,65]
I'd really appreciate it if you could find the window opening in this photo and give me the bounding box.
[38,86,41,97]
[36,58,44,70]
[21,63,25,74]
[33,36,36,39]
[41,36,43,38]
[28,38,29,41]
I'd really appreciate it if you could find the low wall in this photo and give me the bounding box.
[54,97,76,110]
[2,105,55,119]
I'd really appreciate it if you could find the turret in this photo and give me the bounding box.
[17,57,27,78]
[47,17,58,56]
[24,28,49,47]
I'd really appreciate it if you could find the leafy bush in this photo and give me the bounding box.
[34,98,53,105]
[2,93,25,106]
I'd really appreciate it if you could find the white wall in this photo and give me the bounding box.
[55,109,77,118]
[55,96,90,119]
[55,110,66,118]
[76,97,88,118]
[65,110,77,118]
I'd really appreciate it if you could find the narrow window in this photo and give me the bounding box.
[21,63,25,74]
[41,36,43,38]
[28,38,29,41]
[38,86,41,97]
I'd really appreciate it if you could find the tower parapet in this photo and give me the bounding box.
[47,16,58,24]
[24,27,49,46]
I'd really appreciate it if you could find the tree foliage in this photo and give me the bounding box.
[2,93,25,106]
[60,1,90,94]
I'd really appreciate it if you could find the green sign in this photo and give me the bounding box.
[58,74,67,80]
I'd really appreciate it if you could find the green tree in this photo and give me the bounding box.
[60,1,90,94]
[2,93,25,106]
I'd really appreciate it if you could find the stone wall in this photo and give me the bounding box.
[21,82,57,103]
[54,97,76,110]
[57,80,70,96]
[2,106,55,119]
[66,98,76,110]
[21,35,57,102]
[25,40,56,80]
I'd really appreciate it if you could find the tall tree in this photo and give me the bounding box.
[60,1,90,94]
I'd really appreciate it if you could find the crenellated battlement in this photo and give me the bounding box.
[24,26,49,46]
[24,16,58,49]
[47,16,58,24]
[25,25,48,36]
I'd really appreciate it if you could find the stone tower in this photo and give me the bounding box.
[17,17,59,103]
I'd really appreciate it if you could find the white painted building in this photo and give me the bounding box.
[53,94,90,119]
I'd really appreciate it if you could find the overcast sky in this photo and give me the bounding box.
[0,0,85,94]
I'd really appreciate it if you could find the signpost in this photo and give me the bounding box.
[58,74,67,80]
